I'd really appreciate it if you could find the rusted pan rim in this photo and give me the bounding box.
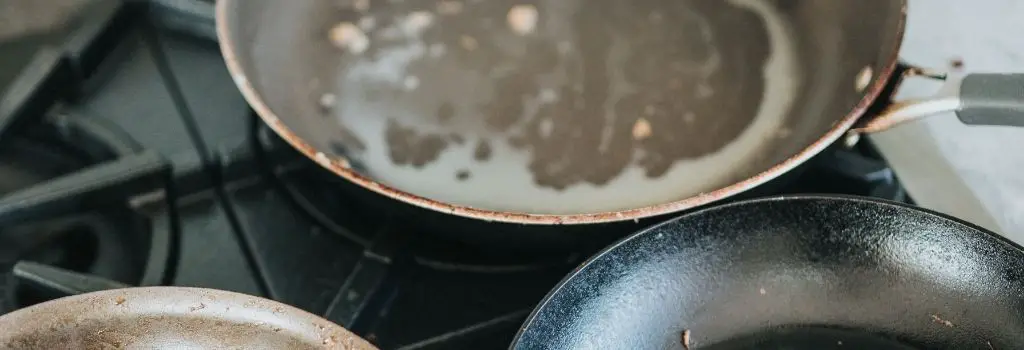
[216,0,907,226]
[0,287,377,349]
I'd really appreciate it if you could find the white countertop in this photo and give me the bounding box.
[871,0,1024,242]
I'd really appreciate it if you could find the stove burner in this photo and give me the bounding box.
[0,114,174,313]
[1,213,139,307]
[0,130,132,310]
[254,119,584,271]
[0,1,921,348]
[253,122,378,247]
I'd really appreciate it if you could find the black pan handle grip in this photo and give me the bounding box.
[957,73,1024,127]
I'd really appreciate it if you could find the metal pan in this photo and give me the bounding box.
[512,196,1024,349]
[0,287,377,349]
[216,0,1023,226]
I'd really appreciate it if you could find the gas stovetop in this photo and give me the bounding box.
[0,1,910,349]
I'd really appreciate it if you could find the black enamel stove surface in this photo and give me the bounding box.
[0,1,910,349]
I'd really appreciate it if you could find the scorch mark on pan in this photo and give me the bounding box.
[855,66,874,93]
[329,22,369,54]
[507,4,539,35]
[931,314,955,328]
[325,0,800,214]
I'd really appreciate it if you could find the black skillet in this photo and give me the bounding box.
[512,196,1024,349]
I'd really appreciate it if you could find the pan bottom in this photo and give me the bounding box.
[702,326,917,350]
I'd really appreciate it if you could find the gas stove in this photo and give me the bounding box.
[0,1,910,349]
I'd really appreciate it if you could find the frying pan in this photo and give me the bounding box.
[216,0,1024,226]
[512,196,1024,349]
[0,287,377,349]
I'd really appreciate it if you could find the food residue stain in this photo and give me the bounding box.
[385,119,449,168]
[632,118,652,140]
[683,112,696,124]
[404,76,420,90]
[681,329,691,350]
[950,57,965,69]
[539,88,559,104]
[855,66,873,93]
[449,133,465,144]
[459,35,479,51]
[319,93,337,111]
[456,169,471,181]
[931,314,954,328]
[437,102,456,122]
[507,4,538,35]
[401,11,435,37]
[474,139,493,161]
[328,22,369,54]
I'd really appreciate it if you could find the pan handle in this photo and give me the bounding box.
[850,64,1024,135]
[958,73,1024,127]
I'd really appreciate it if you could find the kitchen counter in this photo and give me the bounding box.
[871,0,1024,243]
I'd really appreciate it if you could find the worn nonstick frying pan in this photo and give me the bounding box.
[512,196,1024,349]
[0,287,377,349]
[216,0,1024,225]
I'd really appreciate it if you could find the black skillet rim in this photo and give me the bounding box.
[508,194,1023,348]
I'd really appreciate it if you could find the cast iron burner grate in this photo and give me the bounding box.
[0,121,175,312]
[0,119,175,313]
[0,1,176,314]
[0,1,914,349]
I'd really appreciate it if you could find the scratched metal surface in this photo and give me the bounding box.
[871,0,1024,243]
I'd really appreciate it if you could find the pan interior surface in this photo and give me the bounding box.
[512,197,1024,349]
[221,0,902,215]
[0,287,376,350]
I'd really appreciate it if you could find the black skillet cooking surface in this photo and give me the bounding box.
[512,196,1024,349]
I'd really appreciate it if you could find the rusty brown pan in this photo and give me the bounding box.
[0,287,377,349]
[216,0,1024,226]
